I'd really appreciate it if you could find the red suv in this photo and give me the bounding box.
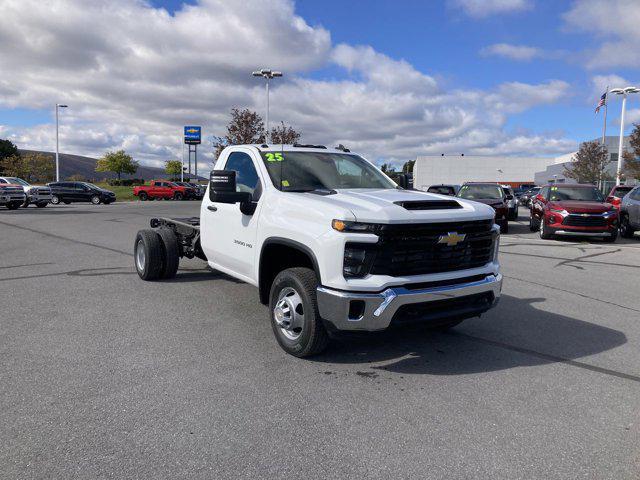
[529,184,617,242]
[605,185,634,210]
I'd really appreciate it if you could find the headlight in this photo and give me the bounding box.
[492,233,500,262]
[332,219,379,233]
[343,243,375,278]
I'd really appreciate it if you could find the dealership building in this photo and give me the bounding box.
[413,136,638,191]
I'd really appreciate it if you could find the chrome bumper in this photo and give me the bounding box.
[317,273,503,331]
[27,192,52,202]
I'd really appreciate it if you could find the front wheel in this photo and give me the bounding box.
[173,192,183,201]
[36,202,48,208]
[91,195,101,205]
[603,230,618,243]
[620,215,636,238]
[6,201,21,210]
[529,214,539,232]
[51,195,61,205]
[540,218,553,239]
[138,192,148,201]
[269,267,329,357]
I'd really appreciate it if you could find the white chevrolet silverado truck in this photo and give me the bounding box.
[134,144,502,357]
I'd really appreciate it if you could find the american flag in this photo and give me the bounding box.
[595,91,607,113]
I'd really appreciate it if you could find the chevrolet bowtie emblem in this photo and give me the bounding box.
[437,232,466,247]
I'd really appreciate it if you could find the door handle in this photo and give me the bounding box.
[207,205,217,212]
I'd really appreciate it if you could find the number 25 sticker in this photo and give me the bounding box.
[265,153,284,162]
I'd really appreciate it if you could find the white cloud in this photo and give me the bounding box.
[450,0,532,18]
[0,0,573,169]
[564,0,640,69]
[480,43,567,62]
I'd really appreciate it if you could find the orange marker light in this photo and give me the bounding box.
[332,220,346,231]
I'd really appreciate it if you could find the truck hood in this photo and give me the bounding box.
[550,201,612,213]
[305,188,495,223]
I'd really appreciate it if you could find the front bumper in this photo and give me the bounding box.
[27,192,52,202]
[317,273,502,331]
[1,193,26,203]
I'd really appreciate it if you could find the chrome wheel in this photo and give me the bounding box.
[273,287,305,341]
[51,195,60,205]
[135,240,146,272]
[91,195,100,205]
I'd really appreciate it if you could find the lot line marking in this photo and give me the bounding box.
[451,332,640,383]
[500,250,640,271]
[504,275,640,314]
[0,220,131,257]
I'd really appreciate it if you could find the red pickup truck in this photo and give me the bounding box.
[133,180,192,201]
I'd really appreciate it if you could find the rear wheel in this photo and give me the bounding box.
[134,229,164,280]
[269,267,329,357]
[51,195,60,205]
[620,214,636,238]
[63,200,71,204]
[138,191,148,201]
[36,202,47,208]
[156,228,179,279]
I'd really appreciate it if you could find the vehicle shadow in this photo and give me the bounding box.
[313,295,628,376]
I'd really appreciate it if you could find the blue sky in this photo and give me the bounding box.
[1,0,639,166]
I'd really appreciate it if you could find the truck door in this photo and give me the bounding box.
[201,150,263,281]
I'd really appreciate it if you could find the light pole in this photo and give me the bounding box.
[55,104,68,182]
[252,69,282,143]
[610,86,639,185]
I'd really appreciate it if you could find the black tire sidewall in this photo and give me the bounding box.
[134,230,164,280]
[156,228,179,279]
[269,269,320,356]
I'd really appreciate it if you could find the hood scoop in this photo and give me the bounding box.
[394,200,462,211]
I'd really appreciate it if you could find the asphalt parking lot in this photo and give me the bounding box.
[1,201,639,479]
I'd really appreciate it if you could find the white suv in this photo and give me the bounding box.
[0,177,52,208]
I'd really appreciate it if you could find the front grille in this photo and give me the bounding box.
[562,214,607,227]
[356,220,495,277]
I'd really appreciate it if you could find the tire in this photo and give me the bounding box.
[529,214,539,232]
[134,229,164,281]
[603,230,618,243]
[539,218,553,239]
[173,192,183,201]
[499,220,509,234]
[138,192,148,201]
[63,201,71,205]
[156,228,179,279]
[509,207,518,221]
[91,195,101,205]
[36,202,47,208]
[22,199,30,208]
[51,195,60,205]
[620,214,636,239]
[269,267,329,357]
[6,201,21,210]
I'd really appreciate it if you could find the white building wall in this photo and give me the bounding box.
[413,155,556,191]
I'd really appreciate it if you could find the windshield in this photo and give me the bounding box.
[457,184,503,200]
[549,186,604,202]
[4,177,30,186]
[260,151,396,191]
[612,187,633,197]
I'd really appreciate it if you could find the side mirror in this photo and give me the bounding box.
[209,170,251,204]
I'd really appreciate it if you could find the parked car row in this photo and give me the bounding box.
[132,180,204,201]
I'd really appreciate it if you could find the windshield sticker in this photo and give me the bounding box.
[281,180,290,187]
[265,152,284,162]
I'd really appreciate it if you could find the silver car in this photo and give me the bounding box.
[501,185,518,220]
[0,176,52,208]
[619,185,640,238]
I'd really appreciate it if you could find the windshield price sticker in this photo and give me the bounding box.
[281,180,290,187]
[265,152,284,162]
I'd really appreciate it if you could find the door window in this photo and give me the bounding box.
[225,152,261,199]
[539,187,549,199]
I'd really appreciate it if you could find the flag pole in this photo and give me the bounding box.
[600,86,609,191]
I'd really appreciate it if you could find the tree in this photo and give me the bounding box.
[380,163,395,174]
[0,152,54,182]
[564,140,611,184]
[402,160,415,174]
[270,121,302,145]
[165,160,183,179]
[213,108,265,159]
[0,139,19,168]
[68,174,87,182]
[623,123,640,180]
[95,150,138,180]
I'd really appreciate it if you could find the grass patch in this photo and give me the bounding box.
[94,183,140,202]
